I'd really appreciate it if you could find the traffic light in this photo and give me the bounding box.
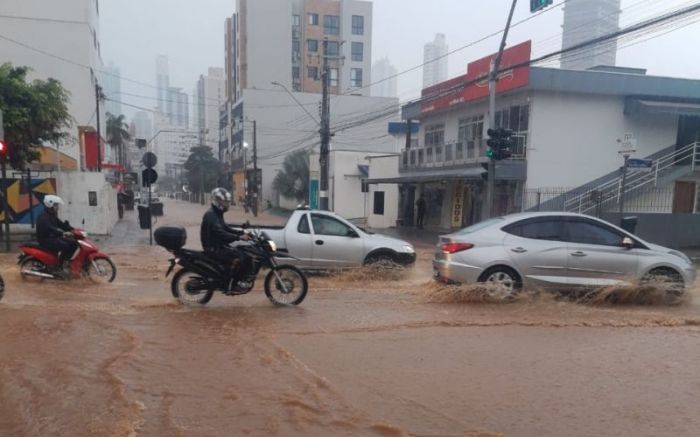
[487,128,514,161]
[530,0,553,13]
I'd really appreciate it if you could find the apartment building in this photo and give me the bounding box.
[561,0,621,70]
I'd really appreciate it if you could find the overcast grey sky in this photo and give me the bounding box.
[101,0,700,117]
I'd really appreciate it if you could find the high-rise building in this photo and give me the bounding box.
[195,67,226,150]
[103,61,122,116]
[561,0,621,70]
[423,33,448,88]
[166,87,189,128]
[225,0,373,101]
[371,56,398,98]
[156,55,170,114]
[131,111,153,141]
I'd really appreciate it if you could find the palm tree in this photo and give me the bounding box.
[273,150,309,202]
[184,146,221,203]
[106,112,131,168]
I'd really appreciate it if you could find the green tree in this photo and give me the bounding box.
[106,112,130,167]
[273,150,309,202]
[184,146,220,195]
[0,63,71,169]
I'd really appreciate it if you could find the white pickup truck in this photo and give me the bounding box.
[240,208,416,270]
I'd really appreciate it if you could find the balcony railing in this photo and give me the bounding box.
[400,140,489,170]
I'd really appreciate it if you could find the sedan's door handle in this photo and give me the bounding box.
[511,247,527,254]
[315,240,324,246]
[571,251,587,257]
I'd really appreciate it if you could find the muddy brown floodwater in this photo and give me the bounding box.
[1,201,699,437]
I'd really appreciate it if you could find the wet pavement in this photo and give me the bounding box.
[1,200,699,437]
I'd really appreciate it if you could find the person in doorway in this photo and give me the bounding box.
[36,195,77,275]
[416,195,427,230]
[200,188,251,285]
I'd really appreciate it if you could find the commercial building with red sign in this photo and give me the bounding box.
[366,40,700,233]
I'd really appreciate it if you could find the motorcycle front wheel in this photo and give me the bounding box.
[171,268,215,305]
[264,265,308,306]
[87,257,117,283]
[0,274,4,301]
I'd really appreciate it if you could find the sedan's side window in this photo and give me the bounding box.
[505,219,565,241]
[298,214,311,234]
[564,220,622,247]
[311,214,352,237]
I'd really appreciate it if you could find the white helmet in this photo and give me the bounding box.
[43,194,65,210]
[210,188,232,212]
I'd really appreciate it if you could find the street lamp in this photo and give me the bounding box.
[242,141,250,193]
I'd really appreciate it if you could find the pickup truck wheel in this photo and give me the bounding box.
[365,254,400,268]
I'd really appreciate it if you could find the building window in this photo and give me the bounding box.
[308,13,319,25]
[361,181,369,193]
[426,147,434,163]
[352,15,364,35]
[351,42,364,62]
[410,150,416,165]
[292,40,301,60]
[350,68,363,87]
[293,14,301,26]
[307,39,318,52]
[455,142,464,160]
[445,144,453,161]
[424,124,445,149]
[374,191,385,215]
[324,40,339,56]
[418,149,424,165]
[330,68,339,87]
[292,66,300,79]
[435,145,443,162]
[495,104,530,157]
[324,15,340,35]
[458,116,484,159]
[308,66,318,79]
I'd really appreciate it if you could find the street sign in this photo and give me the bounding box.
[136,138,147,149]
[530,0,553,13]
[618,133,637,156]
[627,158,653,172]
[142,168,158,187]
[142,152,157,169]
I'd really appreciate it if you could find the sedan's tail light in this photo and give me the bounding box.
[441,243,474,254]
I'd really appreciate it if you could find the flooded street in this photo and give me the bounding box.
[1,201,699,437]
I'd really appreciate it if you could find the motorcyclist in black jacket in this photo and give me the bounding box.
[200,188,251,284]
[36,195,77,274]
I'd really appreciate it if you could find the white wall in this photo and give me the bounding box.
[367,155,399,228]
[528,91,678,190]
[340,0,372,96]
[245,0,293,91]
[0,0,103,162]
[58,172,118,235]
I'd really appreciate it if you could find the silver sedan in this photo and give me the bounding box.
[433,212,696,294]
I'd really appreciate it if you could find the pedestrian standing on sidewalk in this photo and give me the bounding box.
[416,195,426,230]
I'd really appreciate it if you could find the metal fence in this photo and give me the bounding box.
[524,184,675,215]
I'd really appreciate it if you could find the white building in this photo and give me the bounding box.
[222,88,399,210]
[151,123,198,178]
[194,67,226,149]
[225,0,373,101]
[0,0,104,164]
[393,63,700,230]
[103,61,122,116]
[561,0,621,70]
[371,57,398,98]
[166,87,189,128]
[423,33,448,88]
[156,54,170,114]
[131,111,153,140]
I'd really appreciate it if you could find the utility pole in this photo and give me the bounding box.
[485,0,518,220]
[619,154,630,217]
[0,111,8,251]
[319,39,331,211]
[252,120,258,217]
[95,83,103,172]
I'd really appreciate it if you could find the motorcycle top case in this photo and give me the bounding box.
[154,226,187,250]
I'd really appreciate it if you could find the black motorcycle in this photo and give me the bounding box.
[154,225,308,306]
[0,273,5,301]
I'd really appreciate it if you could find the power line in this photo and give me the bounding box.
[0,14,89,26]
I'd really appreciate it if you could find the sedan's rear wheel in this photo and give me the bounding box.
[479,266,523,298]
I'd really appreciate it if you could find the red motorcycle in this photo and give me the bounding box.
[18,229,117,282]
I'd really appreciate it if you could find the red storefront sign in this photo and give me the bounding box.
[421,40,532,114]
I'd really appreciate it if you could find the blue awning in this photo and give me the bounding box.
[358,165,369,177]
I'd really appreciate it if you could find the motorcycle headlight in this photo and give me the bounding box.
[267,240,277,253]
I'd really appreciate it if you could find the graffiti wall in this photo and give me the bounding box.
[0,178,57,224]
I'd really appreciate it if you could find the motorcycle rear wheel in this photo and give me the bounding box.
[264,265,308,306]
[171,268,214,305]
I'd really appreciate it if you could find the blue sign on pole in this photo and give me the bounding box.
[627,158,653,172]
[309,179,319,209]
